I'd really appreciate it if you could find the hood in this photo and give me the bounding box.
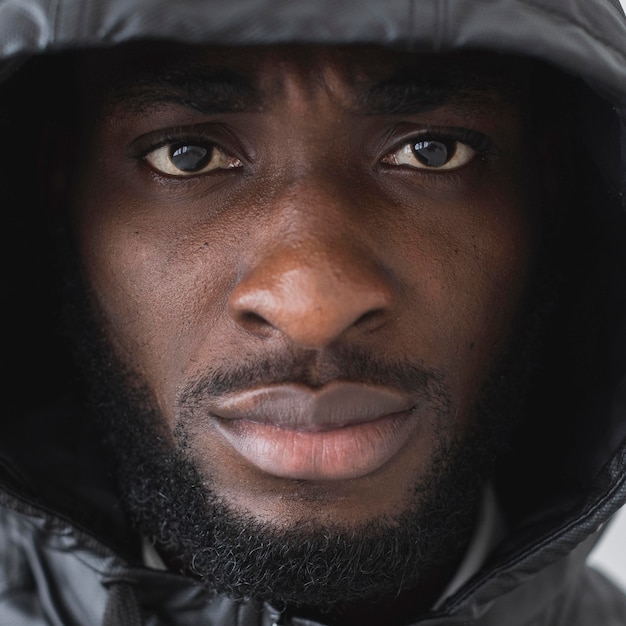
[1,0,625,623]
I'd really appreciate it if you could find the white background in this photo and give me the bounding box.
[588,507,626,592]
[585,0,626,595]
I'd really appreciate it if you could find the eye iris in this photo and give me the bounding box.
[413,140,454,167]
[170,144,211,172]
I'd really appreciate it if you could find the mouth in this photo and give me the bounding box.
[209,382,419,481]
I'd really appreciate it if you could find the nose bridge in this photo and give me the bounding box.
[228,180,396,349]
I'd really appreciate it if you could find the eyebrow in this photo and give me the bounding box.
[108,61,519,118]
[363,69,517,116]
[110,65,259,115]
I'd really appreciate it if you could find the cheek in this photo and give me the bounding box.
[393,179,533,401]
[74,197,235,413]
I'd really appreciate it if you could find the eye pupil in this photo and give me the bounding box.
[413,140,454,167]
[170,144,211,172]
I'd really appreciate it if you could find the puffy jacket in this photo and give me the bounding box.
[1,1,625,624]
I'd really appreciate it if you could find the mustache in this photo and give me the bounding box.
[179,346,449,405]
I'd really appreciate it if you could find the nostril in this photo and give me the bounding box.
[241,311,266,324]
[354,308,386,329]
[237,310,273,333]
[228,253,397,346]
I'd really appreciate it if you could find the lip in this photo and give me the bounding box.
[210,383,419,481]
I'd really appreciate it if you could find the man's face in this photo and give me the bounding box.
[68,44,538,607]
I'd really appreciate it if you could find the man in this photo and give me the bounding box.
[1,1,625,625]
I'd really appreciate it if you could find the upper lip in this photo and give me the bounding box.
[209,382,415,431]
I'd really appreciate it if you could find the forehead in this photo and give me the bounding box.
[76,44,530,117]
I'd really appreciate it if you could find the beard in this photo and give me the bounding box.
[63,252,554,612]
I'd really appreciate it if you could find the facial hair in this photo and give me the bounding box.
[63,277,549,613]
[53,187,560,612]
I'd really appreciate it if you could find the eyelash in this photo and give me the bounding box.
[438,128,496,154]
[452,128,498,160]
[382,127,497,165]
[134,125,497,180]
[139,133,209,155]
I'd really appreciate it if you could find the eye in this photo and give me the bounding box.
[382,136,477,171]
[144,141,242,177]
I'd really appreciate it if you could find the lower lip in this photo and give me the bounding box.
[214,410,418,481]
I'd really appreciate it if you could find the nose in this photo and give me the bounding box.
[228,242,396,349]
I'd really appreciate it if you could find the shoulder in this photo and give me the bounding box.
[474,552,626,626]
[563,565,626,625]
[0,498,116,626]
[520,564,626,626]
[0,502,49,625]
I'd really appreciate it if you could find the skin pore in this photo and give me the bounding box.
[65,44,543,624]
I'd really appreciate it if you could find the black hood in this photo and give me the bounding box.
[0,1,625,623]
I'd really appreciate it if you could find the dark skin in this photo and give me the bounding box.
[68,44,537,625]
